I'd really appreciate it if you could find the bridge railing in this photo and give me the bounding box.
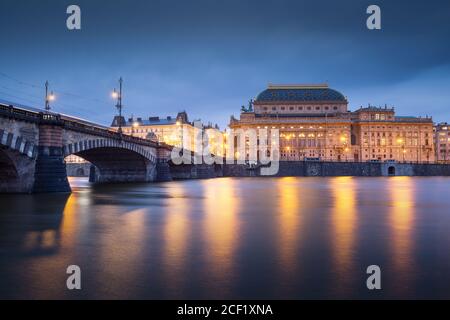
[0,102,172,149]
[60,117,163,147]
[0,103,42,122]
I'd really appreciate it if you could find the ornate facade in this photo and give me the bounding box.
[434,123,450,163]
[229,84,435,163]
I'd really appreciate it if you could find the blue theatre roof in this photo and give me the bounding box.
[255,84,347,103]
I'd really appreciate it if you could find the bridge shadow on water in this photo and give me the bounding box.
[0,193,69,257]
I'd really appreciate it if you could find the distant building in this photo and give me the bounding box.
[351,107,434,162]
[65,154,87,163]
[434,122,450,163]
[229,84,435,162]
[111,111,221,153]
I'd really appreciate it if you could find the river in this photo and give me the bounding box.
[0,176,449,299]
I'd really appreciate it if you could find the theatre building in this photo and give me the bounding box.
[229,84,435,163]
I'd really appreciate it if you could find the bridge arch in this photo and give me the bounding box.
[0,148,18,185]
[63,138,156,163]
[0,130,36,158]
[0,130,37,192]
[63,138,158,183]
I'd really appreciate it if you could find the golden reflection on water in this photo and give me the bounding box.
[202,178,239,296]
[163,183,190,296]
[91,200,148,296]
[61,193,78,247]
[331,177,357,292]
[18,194,75,299]
[388,177,415,293]
[277,177,301,277]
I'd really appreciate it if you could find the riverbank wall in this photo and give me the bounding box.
[66,162,90,177]
[169,161,450,179]
[66,161,450,180]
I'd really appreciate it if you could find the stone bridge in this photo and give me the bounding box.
[0,102,172,193]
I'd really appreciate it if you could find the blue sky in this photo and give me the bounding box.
[0,0,449,128]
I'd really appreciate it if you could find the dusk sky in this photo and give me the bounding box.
[0,0,449,128]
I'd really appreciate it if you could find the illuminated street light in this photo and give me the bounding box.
[44,81,55,112]
[111,89,119,99]
[112,77,123,134]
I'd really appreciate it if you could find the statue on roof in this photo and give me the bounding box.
[248,99,253,112]
[240,99,254,113]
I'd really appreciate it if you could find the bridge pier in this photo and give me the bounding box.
[155,148,172,182]
[33,123,71,193]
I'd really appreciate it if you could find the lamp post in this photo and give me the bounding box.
[112,77,123,134]
[44,81,55,112]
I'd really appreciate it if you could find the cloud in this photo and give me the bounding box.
[0,0,449,127]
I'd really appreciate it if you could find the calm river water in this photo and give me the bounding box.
[0,176,450,299]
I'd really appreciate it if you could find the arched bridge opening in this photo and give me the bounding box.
[0,134,36,193]
[72,147,157,183]
[63,139,159,183]
[0,148,19,189]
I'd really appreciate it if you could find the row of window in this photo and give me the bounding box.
[261,105,340,112]
[364,132,430,137]
[362,138,429,146]
[372,113,391,120]
[363,126,430,131]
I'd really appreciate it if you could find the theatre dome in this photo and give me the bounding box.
[255,84,347,103]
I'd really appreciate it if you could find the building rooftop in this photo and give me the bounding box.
[111,111,190,127]
[125,117,177,126]
[356,106,395,112]
[394,116,432,123]
[255,84,347,103]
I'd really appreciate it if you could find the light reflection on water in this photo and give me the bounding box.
[331,177,357,295]
[388,177,415,297]
[0,176,450,299]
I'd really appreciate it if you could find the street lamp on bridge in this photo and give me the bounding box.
[44,81,55,112]
[112,77,124,134]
